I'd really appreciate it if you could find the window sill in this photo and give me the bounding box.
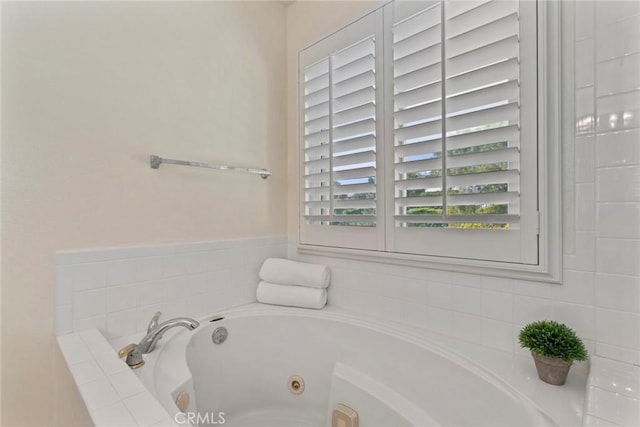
[297,243,562,284]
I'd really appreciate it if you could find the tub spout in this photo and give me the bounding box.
[137,315,200,354]
[147,311,162,333]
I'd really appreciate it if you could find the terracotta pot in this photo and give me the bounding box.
[531,352,571,385]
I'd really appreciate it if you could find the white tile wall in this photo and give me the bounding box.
[56,236,287,336]
[593,0,640,368]
[288,1,640,369]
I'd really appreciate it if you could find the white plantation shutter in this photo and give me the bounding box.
[299,12,384,250]
[331,37,377,225]
[388,0,538,264]
[300,0,539,265]
[303,58,331,224]
[391,1,445,225]
[444,0,522,224]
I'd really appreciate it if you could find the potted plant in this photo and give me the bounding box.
[518,320,588,385]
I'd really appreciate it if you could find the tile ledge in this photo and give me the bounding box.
[57,330,177,427]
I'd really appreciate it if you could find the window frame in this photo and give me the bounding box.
[297,0,562,283]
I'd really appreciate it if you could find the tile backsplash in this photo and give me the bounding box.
[56,236,287,337]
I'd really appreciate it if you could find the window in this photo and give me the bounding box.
[299,0,561,279]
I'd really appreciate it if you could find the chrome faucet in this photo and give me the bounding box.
[118,312,199,368]
[138,315,199,353]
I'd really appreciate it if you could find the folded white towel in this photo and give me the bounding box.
[256,281,327,310]
[259,258,330,289]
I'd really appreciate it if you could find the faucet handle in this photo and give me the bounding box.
[118,343,137,358]
[118,343,145,369]
[147,311,162,333]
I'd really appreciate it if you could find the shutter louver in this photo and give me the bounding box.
[393,0,522,229]
[303,36,377,227]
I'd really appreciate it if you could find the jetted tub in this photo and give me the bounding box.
[135,306,560,427]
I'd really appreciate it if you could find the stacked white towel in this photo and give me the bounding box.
[256,282,327,310]
[259,258,330,288]
[256,258,330,309]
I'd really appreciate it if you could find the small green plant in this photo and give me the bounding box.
[518,320,588,363]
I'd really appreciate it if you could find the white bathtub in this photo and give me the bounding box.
[132,305,574,427]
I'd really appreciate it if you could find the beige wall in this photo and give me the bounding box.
[286,1,379,237]
[1,2,286,425]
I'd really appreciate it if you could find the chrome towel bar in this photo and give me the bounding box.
[150,155,272,179]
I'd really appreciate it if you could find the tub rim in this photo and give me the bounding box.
[147,304,577,427]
